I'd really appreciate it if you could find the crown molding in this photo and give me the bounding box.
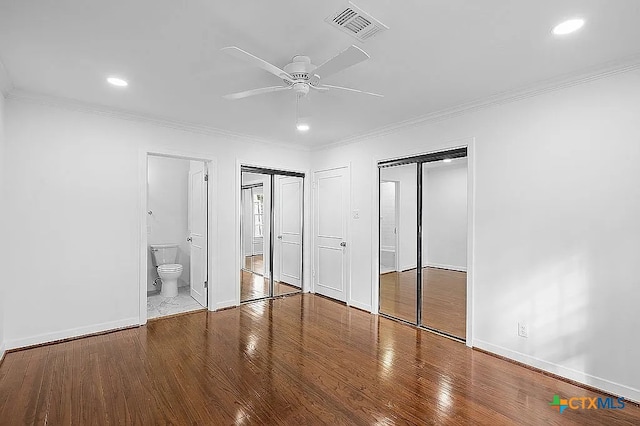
[314,54,640,151]
[6,89,311,152]
[0,59,14,96]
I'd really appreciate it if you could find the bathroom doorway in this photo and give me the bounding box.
[240,166,304,303]
[143,154,210,320]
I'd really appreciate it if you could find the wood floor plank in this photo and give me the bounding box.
[0,294,638,425]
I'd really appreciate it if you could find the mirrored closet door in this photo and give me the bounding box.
[241,171,271,302]
[379,163,418,323]
[241,167,304,303]
[378,148,468,341]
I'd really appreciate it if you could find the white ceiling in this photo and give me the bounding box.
[1,0,639,147]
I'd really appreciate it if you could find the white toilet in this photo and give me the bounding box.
[150,244,183,297]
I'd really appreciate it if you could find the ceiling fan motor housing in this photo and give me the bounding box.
[284,55,319,94]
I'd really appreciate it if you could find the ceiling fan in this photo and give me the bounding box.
[221,45,383,130]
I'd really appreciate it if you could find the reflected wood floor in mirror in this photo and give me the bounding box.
[380,267,466,339]
[1,294,637,425]
[244,254,264,275]
[241,270,300,302]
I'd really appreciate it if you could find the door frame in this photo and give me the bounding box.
[311,164,352,304]
[372,138,475,347]
[235,160,308,306]
[138,148,218,325]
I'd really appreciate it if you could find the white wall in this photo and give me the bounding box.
[0,91,5,360]
[147,155,191,291]
[311,70,640,402]
[424,161,468,271]
[2,97,311,349]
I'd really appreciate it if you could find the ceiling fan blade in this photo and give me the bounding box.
[313,45,370,80]
[222,46,294,82]
[223,86,291,100]
[308,85,329,92]
[321,84,384,98]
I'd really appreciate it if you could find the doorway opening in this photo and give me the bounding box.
[240,166,304,303]
[145,155,209,319]
[378,147,469,342]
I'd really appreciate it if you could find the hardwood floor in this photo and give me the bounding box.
[380,267,466,339]
[0,294,638,425]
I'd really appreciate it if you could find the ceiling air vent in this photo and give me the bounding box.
[325,2,389,43]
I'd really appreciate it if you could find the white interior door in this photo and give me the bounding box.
[188,161,207,307]
[277,176,303,287]
[314,167,349,302]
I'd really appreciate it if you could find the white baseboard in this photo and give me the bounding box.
[215,299,236,311]
[474,339,640,404]
[5,317,139,351]
[426,263,467,272]
[0,341,6,364]
[349,299,371,312]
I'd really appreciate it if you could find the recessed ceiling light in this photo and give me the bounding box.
[442,158,452,163]
[553,18,585,35]
[296,123,310,132]
[107,77,128,87]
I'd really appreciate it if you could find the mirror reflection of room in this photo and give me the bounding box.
[240,169,304,303]
[378,154,468,341]
[241,172,270,302]
[379,163,418,324]
[272,175,303,297]
[245,185,264,275]
[421,158,468,339]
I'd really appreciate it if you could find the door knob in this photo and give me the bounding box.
[277,235,283,239]
[187,236,192,242]
[340,241,347,247]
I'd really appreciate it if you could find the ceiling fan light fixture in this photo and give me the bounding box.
[296,122,310,132]
[107,76,128,87]
[552,18,585,35]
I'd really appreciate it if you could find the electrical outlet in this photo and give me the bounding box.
[353,209,360,219]
[518,322,529,338]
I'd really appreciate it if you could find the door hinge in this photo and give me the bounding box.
[204,174,209,182]
[312,269,315,277]
[204,280,208,288]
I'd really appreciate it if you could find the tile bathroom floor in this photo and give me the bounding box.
[147,286,205,319]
